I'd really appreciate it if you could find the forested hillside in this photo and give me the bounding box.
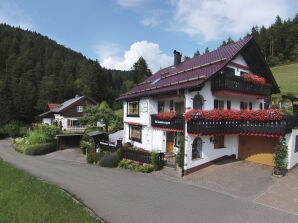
[0,24,140,125]
[221,14,298,66]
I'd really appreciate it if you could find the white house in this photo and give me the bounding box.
[39,95,98,131]
[118,37,298,175]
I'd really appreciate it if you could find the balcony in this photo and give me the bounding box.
[187,116,298,137]
[151,114,184,132]
[211,75,271,97]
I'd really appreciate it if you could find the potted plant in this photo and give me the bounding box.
[273,137,288,177]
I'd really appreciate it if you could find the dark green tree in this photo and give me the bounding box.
[132,57,152,84]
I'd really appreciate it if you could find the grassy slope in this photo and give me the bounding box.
[271,63,298,96]
[0,160,100,223]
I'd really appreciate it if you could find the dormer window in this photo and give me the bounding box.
[77,106,83,112]
[127,101,139,117]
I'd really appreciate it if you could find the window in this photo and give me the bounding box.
[214,99,224,110]
[227,100,231,110]
[129,125,142,143]
[193,94,204,110]
[214,136,225,149]
[67,119,82,128]
[175,102,185,114]
[223,67,235,76]
[192,137,203,159]
[249,102,253,110]
[174,132,181,147]
[295,136,298,153]
[259,102,263,110]
[127,101,139,116]
[158,101,164,112]
[240,101,248,110]
[170,100,174,111]
[77,105,83,112]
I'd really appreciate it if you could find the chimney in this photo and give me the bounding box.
[173,50,181,66]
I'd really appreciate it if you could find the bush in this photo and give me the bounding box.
[80,140,93,155]
[0,127,9,139]
[151,151,163,170]
[27,131,49,144]
[86,152,103,164]
[13,137,27,153]
[99,152,120,168]
[119,159,154,173]
[274,137,288,174]
[176,133,184,168]
[24,142,57,155]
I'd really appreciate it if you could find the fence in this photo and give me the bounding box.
[96,140,164,167]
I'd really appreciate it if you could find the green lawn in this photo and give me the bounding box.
[271,62,298,97]
[0,160,100,223]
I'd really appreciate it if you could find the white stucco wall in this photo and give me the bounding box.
[184,134,238,170]
[286,129,298,169]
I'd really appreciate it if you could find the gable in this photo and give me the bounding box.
[61,97,97,117]
[231,54,248,67]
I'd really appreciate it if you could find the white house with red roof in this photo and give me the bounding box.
[118,37,298,175]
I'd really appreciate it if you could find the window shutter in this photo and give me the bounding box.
[249,102,253,110]
[240,101,244,109]
[227,101,231,110]
[295,136,298,153]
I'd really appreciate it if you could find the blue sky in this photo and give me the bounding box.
[0,0,297,72]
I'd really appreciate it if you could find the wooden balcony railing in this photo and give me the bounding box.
[187,115,298,136]
[211,75,271,96]
[151,114,184,131]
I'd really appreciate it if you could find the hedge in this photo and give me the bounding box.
[24,142,57,155]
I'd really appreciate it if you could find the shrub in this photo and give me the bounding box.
[119,159,154,173]
[27,131,49,144]
[86,152,103,164]
[13,137,27,153]
[80,140,93,155]
[274,137,288,175]
[0,126,9,139]
[24,142,57,155]
[35,124,60,138]
[151,151,163,170]
[99,152,120,168]
[176,133,184,168]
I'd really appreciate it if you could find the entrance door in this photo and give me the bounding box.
[166,132,175,153]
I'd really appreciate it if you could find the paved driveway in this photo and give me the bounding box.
[183,160,277,200]
[0,138,297,223]
[182,159,298,215]
[42,148,86,163]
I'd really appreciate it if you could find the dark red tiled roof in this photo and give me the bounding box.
[118,37,253,100]
[47,103,59,110]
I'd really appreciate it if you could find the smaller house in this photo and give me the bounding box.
[39,95,98,131]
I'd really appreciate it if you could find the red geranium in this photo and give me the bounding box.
[156,111,176,120]
[242,73,266,85]
[184,109,283,122]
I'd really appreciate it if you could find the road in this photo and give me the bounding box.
[0,138,297,223]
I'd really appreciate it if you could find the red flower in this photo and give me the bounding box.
[242,73,266,85]
[184,109,283,122]
[156,111,176,120]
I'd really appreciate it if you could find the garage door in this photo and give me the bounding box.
[238,136,278,166]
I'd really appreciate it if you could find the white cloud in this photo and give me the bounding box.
[171,0,290,41]
[95,41,172,73]
[141,16,159,27]
[0,1,33,29]
[117,0,144,7]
